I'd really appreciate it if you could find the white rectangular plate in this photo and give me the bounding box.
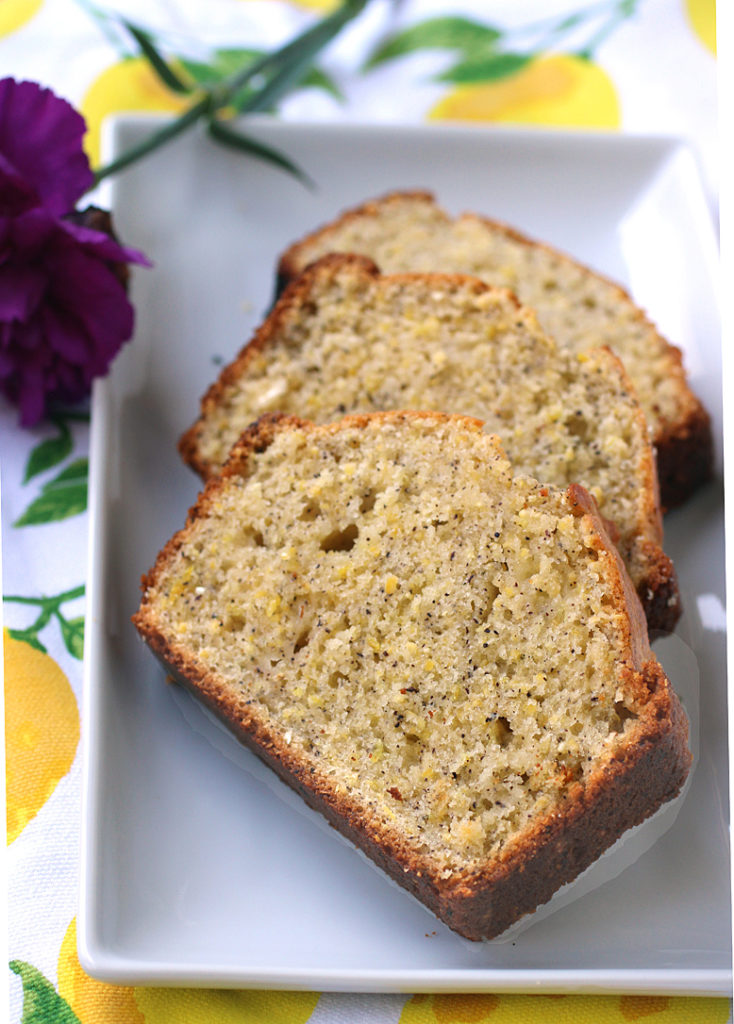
[81,118,730,993]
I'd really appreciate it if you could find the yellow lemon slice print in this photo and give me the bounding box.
[59,918,145,1023]
[81,56,188,168]
[400,992,732,1023]
[0,0,42,38]
[429,54,619,130]
[59,917,320,1024]
[4,630,79,844]
[134,986,320,1023]
[685,0,716,55]
[237,0,338,9]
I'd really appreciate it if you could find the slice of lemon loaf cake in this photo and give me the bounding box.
[277,191,711,509]
[135,412,691,941]
[180,256,678,633]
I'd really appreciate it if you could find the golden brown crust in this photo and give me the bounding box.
[574,347,680,632]
[432,659,690,938]
[276,190,713,510]
[565,482,652,672]
[137,634,688,940]
[136,411,691,940]
[655,401,714,511]
[275,190,439,290]
[468,208,713,510]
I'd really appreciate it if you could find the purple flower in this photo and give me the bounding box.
[0,78,149,425]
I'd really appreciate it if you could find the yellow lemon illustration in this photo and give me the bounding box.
[81,56,188,168]
[58,918,145,1023]
[134,986,320,1023]
[4,630,79,844]
[0,0,42,38]
[685,0,716,55]
[400,992,731,1023]
[59,916,320,1024]
[238,0,338,8]
[429,54,620,130]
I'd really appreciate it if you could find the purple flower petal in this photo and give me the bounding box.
[40,304,92,364]
[61,217,152,267]
[0,79,94,216]
[9,205,57,253]
[53,235,136,363]
[0,153,38,216]
[0,79,150,426]
[0,263,46,322]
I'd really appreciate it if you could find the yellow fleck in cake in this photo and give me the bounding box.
[276,191,711,509]
[180,255,679,633]
[135,412,691,941]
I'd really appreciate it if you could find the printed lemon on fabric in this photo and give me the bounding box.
[4,630,79,844]
[81,56,187,167]
[400,992,732,1023]
[239,0,339,8]
[429,54,619,129]
[58,917,320,1023]
[685,0,716,55]
[0,0,42,37]
[133,987,320,1023]
[58,919,144,1023]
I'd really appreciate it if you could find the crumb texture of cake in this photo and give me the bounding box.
[180,256,678,633]
[277,191,712,508]
[136,412,691,940]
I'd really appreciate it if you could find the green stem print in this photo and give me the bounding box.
[14,414,89,527]
[363,0,641,81]
[9,960,81,1024]
[4,586,85,660]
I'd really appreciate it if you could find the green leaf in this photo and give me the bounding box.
[435,51,531,85]
[185,49,344,104]
[181,49,263,86]
[22,423,72,483]
[299,66,344,102]
[7,629,46,654]
[15,456,89,524]
[207,119,315,188]
[8,960,81,1024]
[43,457,88,489]
[363,16,502,70]
[230,68,343,111]
[122,19,192,94]
[59,615,85,661]
[93,94,211,183]
[14,484,87,525]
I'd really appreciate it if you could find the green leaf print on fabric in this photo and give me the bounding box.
[22,420,73,484]
[436,52,531,84]
[9,960,81,1024]
[4,586,85,659]
[181,48,344,105]
[16,412,90,526]
[362,1,642,81]
[14,458,88,526]
[363,16,502,69]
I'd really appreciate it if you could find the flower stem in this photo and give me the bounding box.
[225,0,368,106]
[4,586,86,657]
[4,584,86,609]
[88,0,371,190]
[91,95,210,187]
